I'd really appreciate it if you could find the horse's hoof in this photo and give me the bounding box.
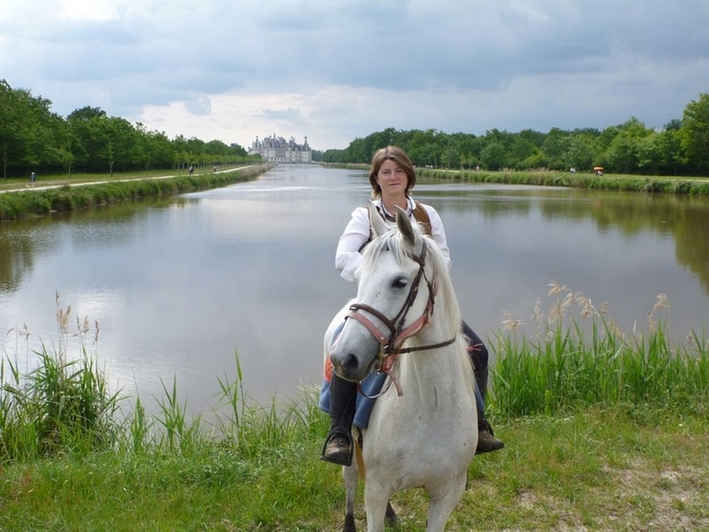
[343,513,356,532]
[386,502,398,526]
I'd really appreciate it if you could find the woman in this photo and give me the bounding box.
[322,146,504,466]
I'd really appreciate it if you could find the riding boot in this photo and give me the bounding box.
[321,373,357,466]
[477,414,505,454]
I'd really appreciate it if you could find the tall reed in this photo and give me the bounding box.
[492,280,709,418]
[1,295,121,461]
[1,295,325,465]
[212,351,325,460]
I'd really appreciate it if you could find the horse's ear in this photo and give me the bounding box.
[395,205,418,246]
[369,201,389,238]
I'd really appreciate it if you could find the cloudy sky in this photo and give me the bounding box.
[2,0,708,151]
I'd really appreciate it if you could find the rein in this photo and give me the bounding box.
[345,240,457,398]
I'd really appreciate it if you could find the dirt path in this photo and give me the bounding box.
[0,166,252,194]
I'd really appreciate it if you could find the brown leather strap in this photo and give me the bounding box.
[411,202,432,236]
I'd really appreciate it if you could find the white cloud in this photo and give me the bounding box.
[57,0,121,21]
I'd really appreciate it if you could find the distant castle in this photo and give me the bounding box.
[248,134,312,163]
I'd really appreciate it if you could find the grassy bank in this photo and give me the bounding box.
[0,164,273,222]
[1,289,707,530]
[418,168,709,196]
[326,163,709,196]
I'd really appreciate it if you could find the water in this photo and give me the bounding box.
[1,165,708,414]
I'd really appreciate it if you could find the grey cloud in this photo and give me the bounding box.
[2,0,708,148]
[261,108,303,121]
[185,96,212,116]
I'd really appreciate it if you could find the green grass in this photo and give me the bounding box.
[1,286,708,530]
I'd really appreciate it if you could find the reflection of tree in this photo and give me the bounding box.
[537,191,709,292]
[421,188,534,219]
[0,198,178,294]
[0,230,36,293]
[674,202,709,295]
[422,185,709,296]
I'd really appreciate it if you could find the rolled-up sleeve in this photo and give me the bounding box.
[335,207,370,282]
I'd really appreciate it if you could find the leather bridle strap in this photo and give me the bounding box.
[345,304,393,348]
[346,252,428,356]
[343,242,456,398]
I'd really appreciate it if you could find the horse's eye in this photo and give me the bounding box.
[392,276,408,289]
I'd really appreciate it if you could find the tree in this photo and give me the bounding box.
[68,109,110,172]
[0,80,28,178]
[655,123,685,176]
[679,93,709,175]
[441,144,460,169]
[68,106,107,122]
[408,129,443,167]
[541,128,571,170]
[508,137,538,169]
[563,135,595,171]
[480,142,506,170]
[0,80,61,178]
[143,130,174,169]
[599,118,652,174]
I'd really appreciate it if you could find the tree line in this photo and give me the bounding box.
[3,77,707,179]
[322,93,709,176]
[0,79,257,179]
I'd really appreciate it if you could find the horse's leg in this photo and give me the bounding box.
[425,473,468,532]
[363,480,393,532]
[343,461,359,532]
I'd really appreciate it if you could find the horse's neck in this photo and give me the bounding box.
[382,333,474,426]
[398,322,466,387]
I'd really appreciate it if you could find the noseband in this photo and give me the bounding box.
[345,240,457,396]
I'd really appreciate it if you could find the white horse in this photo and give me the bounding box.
[324,204,478,532]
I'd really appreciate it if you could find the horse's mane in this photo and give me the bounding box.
[361,226,462,339]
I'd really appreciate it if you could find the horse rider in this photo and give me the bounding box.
[322,146,504,466]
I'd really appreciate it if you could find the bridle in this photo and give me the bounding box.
[344,239,457,397]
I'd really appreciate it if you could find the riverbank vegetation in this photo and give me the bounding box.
[416,167,709,196]
[323,93,709,177]
[324,164,709,197]
[1,286,707,530]
[0,165,272,222]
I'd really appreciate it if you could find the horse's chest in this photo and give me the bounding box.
[366,393,477,469]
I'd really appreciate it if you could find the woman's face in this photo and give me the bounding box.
[376,159,408,198]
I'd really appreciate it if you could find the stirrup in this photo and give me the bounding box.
[321,428,353,466]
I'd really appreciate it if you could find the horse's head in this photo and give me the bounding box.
[329,202,449,383]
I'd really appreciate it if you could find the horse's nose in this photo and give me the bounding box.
[331,352,361,380]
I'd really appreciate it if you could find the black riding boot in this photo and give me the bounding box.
[321,373,357,466]
[462,321,505,455]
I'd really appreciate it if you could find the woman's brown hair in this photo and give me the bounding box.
[368,146,417,198]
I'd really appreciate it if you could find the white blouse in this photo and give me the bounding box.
[335,197,451,283]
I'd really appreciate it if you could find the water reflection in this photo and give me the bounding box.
[1,167,708,415]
